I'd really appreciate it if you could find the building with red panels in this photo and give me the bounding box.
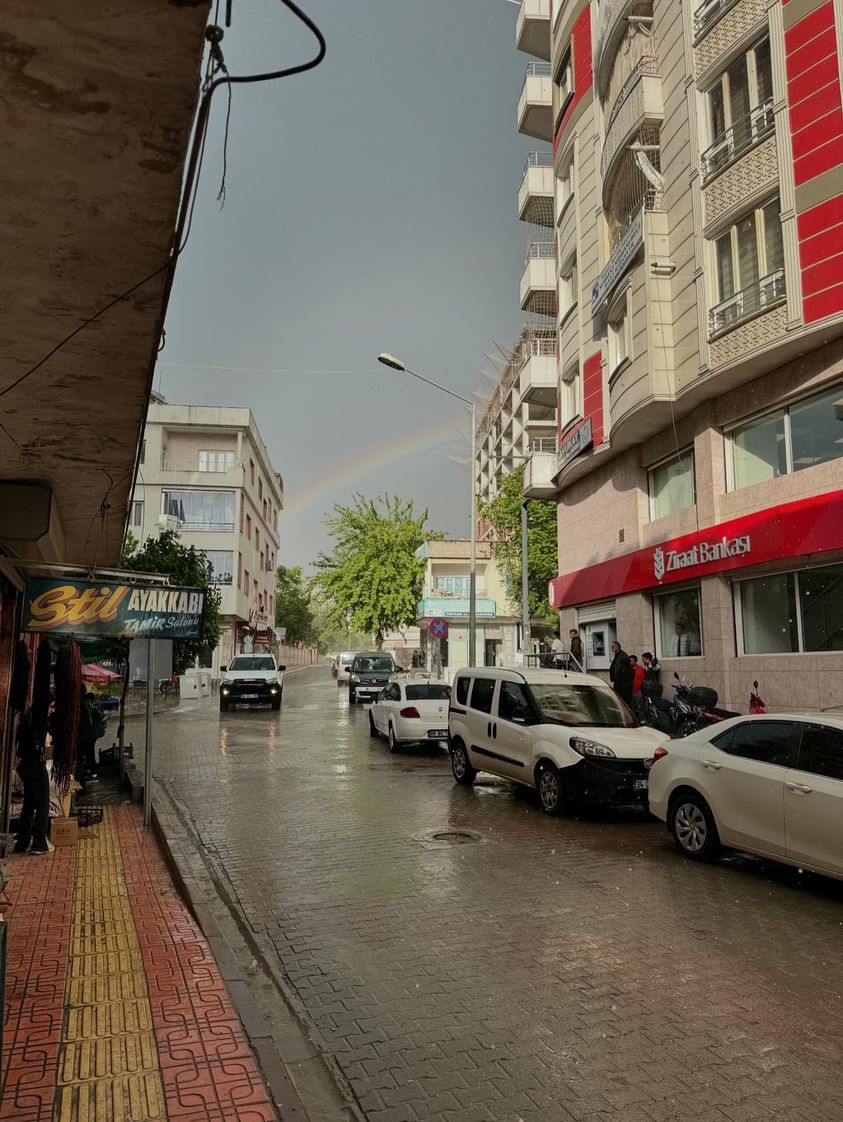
[516,0,843,708]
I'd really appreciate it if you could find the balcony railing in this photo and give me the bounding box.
[694,0,739,38]
[525,241,555,262]
[530,437,557,452]
[523,151,553,173]
[708,270,786,338]
[178,521,236,532]
[519,335,557,365]
[417,596,497,619]
[211,573,234,586]
[701,101,774,181]
[161,459,241,474]
[525,61,552,76]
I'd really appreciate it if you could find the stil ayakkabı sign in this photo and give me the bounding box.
[22,578,205,639]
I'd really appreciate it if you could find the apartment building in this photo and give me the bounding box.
[131,400,284,671]
[514,0,843,709]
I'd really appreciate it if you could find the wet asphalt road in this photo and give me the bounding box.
[147,667,843,1122]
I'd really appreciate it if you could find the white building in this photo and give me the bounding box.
[131,400,284,671]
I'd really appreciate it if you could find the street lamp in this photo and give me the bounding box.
[378,353,478,667]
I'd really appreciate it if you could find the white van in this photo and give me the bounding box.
[448,667,664,813]
[336,651,360,686]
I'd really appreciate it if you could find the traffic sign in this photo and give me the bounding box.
[429,618,448,639]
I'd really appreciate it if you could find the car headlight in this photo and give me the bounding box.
[221,687,230,695]
[270,685,278,693]
[569,737,616,758]
[350,674,360,682]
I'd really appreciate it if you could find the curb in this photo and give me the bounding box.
[151,780,364,1122]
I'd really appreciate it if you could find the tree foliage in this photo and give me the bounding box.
[478,466,557,620]
[274,565,314,645]
[122,531,222,672]
[312,494,434,648]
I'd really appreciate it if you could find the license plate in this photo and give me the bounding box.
[240,693,259,700]
[428,730,448,739]
[633,778,648,791]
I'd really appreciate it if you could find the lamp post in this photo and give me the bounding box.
[378,353,477,667]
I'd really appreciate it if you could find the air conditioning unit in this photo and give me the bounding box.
[157,514,181,534]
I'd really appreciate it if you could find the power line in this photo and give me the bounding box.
[157,362,386,376]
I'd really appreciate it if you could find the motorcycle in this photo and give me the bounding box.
[640,675,696,736]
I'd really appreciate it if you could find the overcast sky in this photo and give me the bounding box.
[160,0,533,570]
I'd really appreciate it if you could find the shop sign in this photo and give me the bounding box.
[557,418,593,472]
[549,490,843,609]
[22,578,204,639]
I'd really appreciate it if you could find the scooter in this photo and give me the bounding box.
[640,676,696,736]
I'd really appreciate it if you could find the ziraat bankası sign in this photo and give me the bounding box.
[22,578,205,639]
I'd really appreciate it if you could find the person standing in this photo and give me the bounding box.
[609,640,634,707]
[550,630,565,669]
[14,707,52,854]
[568,629,584,666]
[630,655,645,698]
[642,652,661,684]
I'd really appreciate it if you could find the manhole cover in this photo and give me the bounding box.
[416,828,483,850]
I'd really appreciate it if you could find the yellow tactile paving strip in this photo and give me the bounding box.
[54,813,167,1122]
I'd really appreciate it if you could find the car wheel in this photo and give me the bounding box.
[670,793,721,862]
[388,725,401,754]
[369,712,379,738]
[450,739,476,785]
[536,762,564,815]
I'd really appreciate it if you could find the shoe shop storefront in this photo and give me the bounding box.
[549,491,843,712]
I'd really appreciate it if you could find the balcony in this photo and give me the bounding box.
[516,0,551,60]
[417,596,497,620]
[708,270,786,338]
[523,450,557,499]
[594,0,653,97]
[518,152,554,226]
[518,336,557,405]
[520,242,557,314]
[600,56,663,195]
[694,0,738,39]
[700,100,774,182]
[517,62,553,142]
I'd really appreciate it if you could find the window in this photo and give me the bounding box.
[498,682,531,723]
[243,568,250,595]
[406,684,451,701]
[258,478,263,500]
[554,49,572,117]
[469,678,496,714]
[131,501,144,528]
[255,528,260,552]
[139,440,146,466]
[561,366,579,429]
[608,298,629,374]
[649,452,695,520]
[436,576,471,597]
[205,550,234,585]
[711,198,784,335]
[704,37,774,178]
[249,459,255,485]
[455,676,470,706]
[237,552,242,590]
[654,587,703,657]
[246,514,252,541]
[559,257,577,321]
[161,489,235,530]
[729,383,843,490]
[797,724,843,781]
[198,450,234,473]
[557,156,574,220]
[718,721,797,767]
[737,564,843,654]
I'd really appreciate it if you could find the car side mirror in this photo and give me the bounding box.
[278,664,286,672]
[220,665,227,672]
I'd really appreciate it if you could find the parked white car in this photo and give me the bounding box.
[336,651,359,686]
[448,668,664,813]
[369,676,451,752]
[648,713,843,880]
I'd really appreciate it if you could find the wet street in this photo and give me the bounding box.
[149,668,843,1122]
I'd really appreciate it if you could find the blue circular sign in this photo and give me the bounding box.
[429,618,448,639]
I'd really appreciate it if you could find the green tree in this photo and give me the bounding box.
[478,466,557,620]
[312,494,434,648]
[122,531,222,672]
[274,565,314,644]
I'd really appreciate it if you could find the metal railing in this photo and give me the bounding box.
[694,0,738,38]
[524,151,554,172]
[211,573,234,586]
[161,459,241,474]
[520,335,557,367]
[603,55,659,140]
[178,520,236,532]
[701,100,774,181]
[529,438,557,453]
[526,652,584,672]
[708,269,786,338]
[525,241,555,261]
[525,61,552,76]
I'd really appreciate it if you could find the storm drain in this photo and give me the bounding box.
[416,829,483,850]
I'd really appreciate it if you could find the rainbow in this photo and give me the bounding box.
[282,424,462,516]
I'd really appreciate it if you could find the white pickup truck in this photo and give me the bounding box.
[219,654,285,712]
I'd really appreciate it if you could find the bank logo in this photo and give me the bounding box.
[653,548,666,581]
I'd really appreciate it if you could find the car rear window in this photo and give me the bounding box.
[229,656,275,671]
[406,685,451,701]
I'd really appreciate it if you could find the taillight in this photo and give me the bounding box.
[400,706,421,718]
[652,746,669,765]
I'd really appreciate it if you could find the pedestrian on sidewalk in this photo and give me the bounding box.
[568,629,584,665]
[550,629,565,669]
[642,651,661,684]
[630,655,646,719]
[609,640,634,708]
[14,707,52,854]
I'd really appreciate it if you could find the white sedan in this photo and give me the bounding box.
[369,677,451,753]
[648,712,843,880]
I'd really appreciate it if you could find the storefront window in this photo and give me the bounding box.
[739,573,798,654]
[655,588,703,658]
[789,383,843,474]
[738,564,843,654]
[731,410,786,490]
[649,451,695,521]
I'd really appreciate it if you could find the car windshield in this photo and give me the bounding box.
[528,683,636,728]
[353,656,395,672]
[229,657,275,671]
[406,685,451,701]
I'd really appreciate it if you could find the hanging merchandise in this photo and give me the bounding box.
[52,641,81,794]
[9,640,30,714]
[31,640,52,738]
